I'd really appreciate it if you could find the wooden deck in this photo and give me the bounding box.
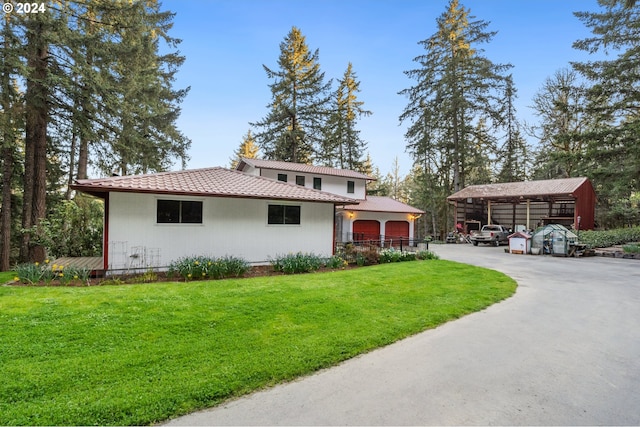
[51,257,104,273]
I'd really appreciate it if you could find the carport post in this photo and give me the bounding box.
[526,199,530,230]
[487,200,492,224]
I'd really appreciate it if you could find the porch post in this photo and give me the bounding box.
[526,199,531,230]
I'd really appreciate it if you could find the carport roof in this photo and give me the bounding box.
[447,177,590,203]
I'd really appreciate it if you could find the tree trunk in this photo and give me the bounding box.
[21,17,48,263]
[0,145,12,271]
[1,19,15,271]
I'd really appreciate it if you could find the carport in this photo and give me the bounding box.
[447,177,596,232]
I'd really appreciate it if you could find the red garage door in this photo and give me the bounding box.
[386,221,409,238]
[385,221,409,248]
[353,220,380,242]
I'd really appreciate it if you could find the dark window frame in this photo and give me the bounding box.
[313,177,322,190]
[157,199,203,224]
[267,204,301,225]
[277,173,288,182]
[295,175,305,186]
[347,180,355,194]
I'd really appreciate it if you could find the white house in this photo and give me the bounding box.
[236,158,425,247]
[72,167,358,271]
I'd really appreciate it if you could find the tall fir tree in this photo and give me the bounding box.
[0,13,23,270]
[400,0,511,193]
[252,27,331,163]
[529,68,589,179]
[496,75,530,182]
[230,130,260,168]
[399,0,510,237]
[361,153,389,196]
[321,63,371,170]
[572,0,640,226]
[94,0,191,176]
[466,118,495,185]
[0,1,190,266]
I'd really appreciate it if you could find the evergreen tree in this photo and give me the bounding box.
[94,0,191,176]
[529,68,589,179]
[252,27,331,163]
[230,130,260,168]
[399,0,510,237]
[572,0,640,226]
[322,63,371,170]
[21,11,57,262]
[496,75,530,182]
[399,0,511,194]
[0,1,190,266]
[0,13,23,270]
[386,157,408,202]
[466,118,495,185]
[361,153,390,196]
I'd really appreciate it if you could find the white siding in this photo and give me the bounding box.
[258,169,367,200]
[107,192,335,269]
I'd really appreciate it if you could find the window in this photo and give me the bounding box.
[277,173,288,182]
[268,205,301,225]
[313,177,322,190]
[347,180,355,194]
[296,175,305,186]
[157,200,203,224]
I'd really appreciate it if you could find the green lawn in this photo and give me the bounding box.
[0,271,16,284]
[0,260,516,426]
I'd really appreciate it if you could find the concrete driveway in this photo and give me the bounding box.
[165,244,640,425]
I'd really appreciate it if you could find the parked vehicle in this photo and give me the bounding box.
[470,225,510,247]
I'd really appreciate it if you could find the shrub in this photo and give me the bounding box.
[219,255,250,278]
[14,261,91,286]
[416,250,440,260]
[22,195,103,259]
[129,269,159,284]
[270,252,324,274]
[324,255,348,269]
[379,248,439,263]
[578,226,640,249]
[623,243,640,254]
[14,262,44,285]
[167,255,250,281]
[355,246,379,266]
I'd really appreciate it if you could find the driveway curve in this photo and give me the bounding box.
[165,245,640,425]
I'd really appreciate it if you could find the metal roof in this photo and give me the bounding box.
[72,167,359,204]
[447,177,591,202]
[342,196,425,214]
[237,158,376,181]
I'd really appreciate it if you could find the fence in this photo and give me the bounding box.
[335,236,429,264]
[342,233,423,251]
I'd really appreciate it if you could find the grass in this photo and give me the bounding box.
[0,271,16,284]
[0,260,516,426]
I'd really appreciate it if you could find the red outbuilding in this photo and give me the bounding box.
[447,177,597,232]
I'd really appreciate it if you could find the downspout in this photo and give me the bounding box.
[332,205,337,255]
[103,192,109,272]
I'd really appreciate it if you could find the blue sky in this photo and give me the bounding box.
[160,0,604,176]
